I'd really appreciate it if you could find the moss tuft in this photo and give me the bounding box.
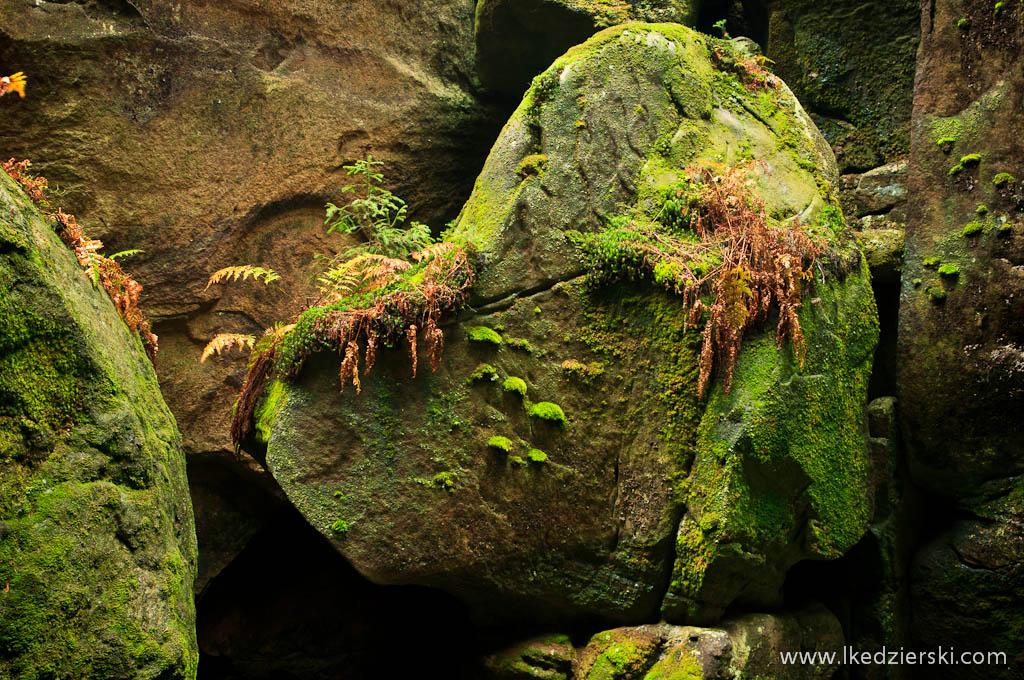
[927,285,947,302]
[938,264,960,278]
[923,257,941,267]
[962,222,984,237]
[528,401,567,425]
[502,376,528,398]
[467,326,503,345]
[467,363,498,384]
[505,336,534,353]
[993,172,1016,186]
[516,154,548,178]
[527,449,548,463]
[487,435,514,452]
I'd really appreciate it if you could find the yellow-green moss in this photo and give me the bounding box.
[502,376,528,398]
[528,401,567,424]
[488,435,514,452]
[467,326,503,345]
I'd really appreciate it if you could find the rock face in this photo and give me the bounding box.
[482,605,843,680]
[256,24,877,624]
[900,1,1024,675]
[474,0,698,97]
[0,0,500,459]
[0,172,197,676]
[760,0,920,172]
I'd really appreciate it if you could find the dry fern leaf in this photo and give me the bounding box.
[201,333,256,362]
[205,265,281,290]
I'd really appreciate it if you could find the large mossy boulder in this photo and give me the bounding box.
[256,23,877,624]
[0,172,197,677]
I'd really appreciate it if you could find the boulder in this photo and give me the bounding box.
[571,605,843,679]
[0,171,197,675]
[256,23,877,624]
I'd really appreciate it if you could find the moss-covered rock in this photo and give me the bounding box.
[257,24,876,624]
[571,604,842,680]
[0,171,197,677]
[900,2,1024,675]
[761,0,919,171]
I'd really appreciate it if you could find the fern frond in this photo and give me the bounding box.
[109,249,144,261]
[201,333,256,363]
[205,265,281,290]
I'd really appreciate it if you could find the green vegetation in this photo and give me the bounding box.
[993,172,1016,186]
[488,436,514,452]
[938,264,960,278]
[957,16,971,29]
[529,402,567,425]
[923,256,941,267]
[963,222,984,237]
[502,376,528,397]
[330,519,349,535]
[937,136,956,149]
[516,154,548,178]
[527,449,548,463]
[927,285,947,302]
[977,205,989,215]
[467,326,503,345]
[467,363,498,384]
[505,336,534,353]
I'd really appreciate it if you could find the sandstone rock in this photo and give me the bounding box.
[0,171,197,677]
[858,228,905,284]
[483,633,575,680]
[761,0,919,172]
[475,0,698,97]
[256,24,877,624]
[900,1,1024,674]
[571,605,842,679]
[0,0,501,459]
[900,0,1024,496]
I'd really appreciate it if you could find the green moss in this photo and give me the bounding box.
[949,163,965,176]
[516,154,548,178]
[962,222,984,237]
[488,435,514,452]
[643,646,703,680]
[938,264,960,278]
[467,326,503,345]
[575,119,588,130]
[505,336,534,353]
[937,136,956,149]
[927,285,947,302]
[527,449,548,463]
[957,16,971,29]
[509,455,527,467]
[993,172,1016,186]
[960,153,982,167]
[995,1,1006,14]
[528,401,567,425]
[923,256,941,267]
[254,379,287,443]
[431,471,456,493]
[467,363,498,384]
[330,518,349,535]
[976,204,989,215]
[997,223,1013,235]
[502,376,528,397]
